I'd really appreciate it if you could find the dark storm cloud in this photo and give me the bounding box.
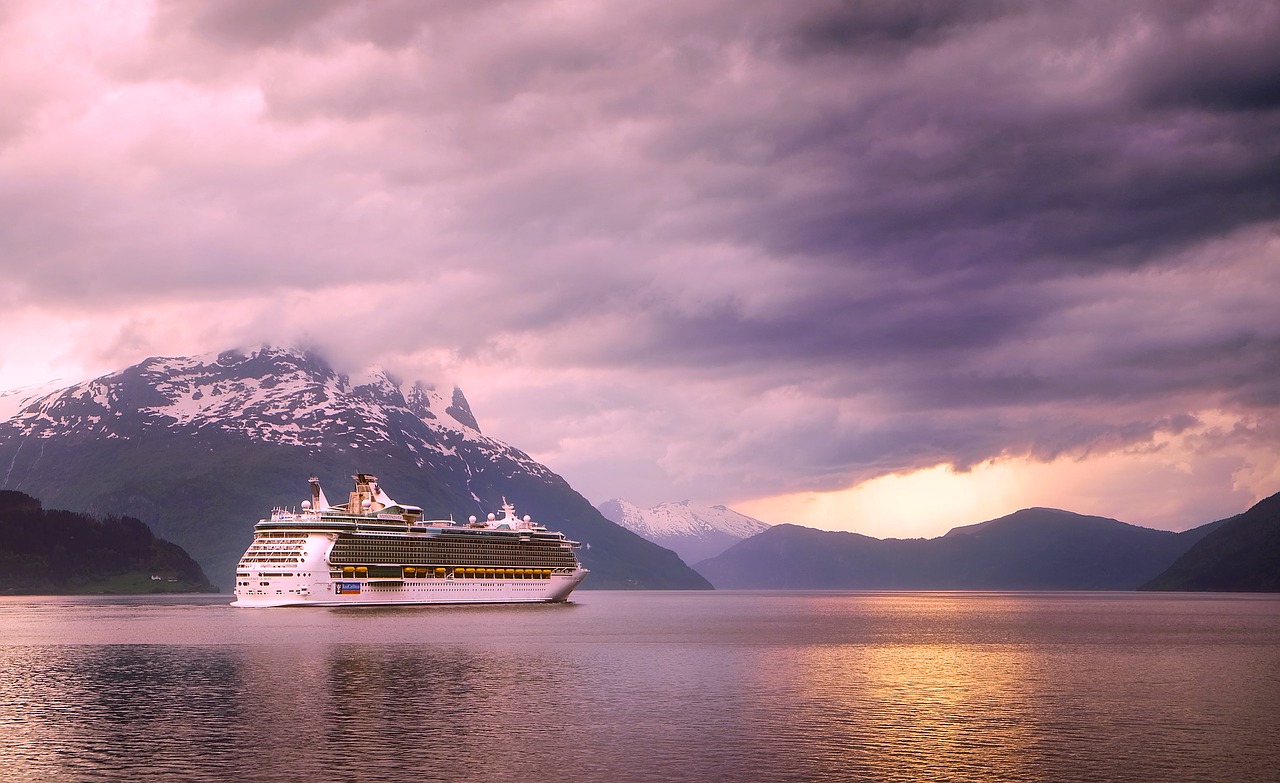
[627,269,1047,373]
[1126,3,1280,113]
[148,0,1280,283]
[136,0,1280,279]
[699,22,1280,277]
[1125,333,1280,408]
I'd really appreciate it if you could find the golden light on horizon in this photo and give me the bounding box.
[736,411,1279,538]
[736,462,1023,540]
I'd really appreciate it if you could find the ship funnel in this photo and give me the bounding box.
[350,473,386,513]
[309,476,330,511]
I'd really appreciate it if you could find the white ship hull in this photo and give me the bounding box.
[232,570,588,607]
[234,573,586,609]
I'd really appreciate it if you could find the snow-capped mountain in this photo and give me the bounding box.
[0,379,67,422]
[0,347,709,591]
[598,498,771,566]
[2,346,543,488]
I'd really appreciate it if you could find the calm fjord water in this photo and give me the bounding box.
[1,591,1277,783]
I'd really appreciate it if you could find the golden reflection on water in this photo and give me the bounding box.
[802,643,1039,782]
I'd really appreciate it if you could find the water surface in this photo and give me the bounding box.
[1,591,1276,782]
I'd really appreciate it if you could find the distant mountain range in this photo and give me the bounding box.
[693,506,1241,590]
[0,490,213,593]
[0,347,709,591]
[598,499,771,565]
[4,347,1272,595]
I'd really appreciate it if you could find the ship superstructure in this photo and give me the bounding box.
[231,474,588,607]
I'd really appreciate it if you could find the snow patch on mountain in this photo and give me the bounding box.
[601,499,771,538]
[0,380,66,423]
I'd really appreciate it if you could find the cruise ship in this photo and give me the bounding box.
[231,474,588,607]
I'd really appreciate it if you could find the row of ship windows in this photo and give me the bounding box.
[248,545,567,553]
[327,552,573,565]
[243,551,573,563]
[330,547,570,560]
[334,567,556,579]
[330,559,575,567]
[333,542,565,554]
[332,545,570,555]
[236,573,558,586]
[238,557,573,562]
[237,569,558,577]
[236,573,316,587]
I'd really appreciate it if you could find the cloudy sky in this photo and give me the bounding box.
[2,0,1279,537]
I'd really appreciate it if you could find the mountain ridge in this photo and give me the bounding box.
[694,507,1227,590]
[1141,491,1280,591]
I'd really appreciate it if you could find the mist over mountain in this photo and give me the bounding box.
[694,508,1227,590]
[0,346,708,591]
[598,499,771,565]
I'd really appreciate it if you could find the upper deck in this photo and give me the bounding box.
[253,473,578,546]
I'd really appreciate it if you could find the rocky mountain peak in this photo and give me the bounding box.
[447,386,481,432]
[0,345,486,451]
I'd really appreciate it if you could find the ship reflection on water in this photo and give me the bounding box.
[0,591,1277,782]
